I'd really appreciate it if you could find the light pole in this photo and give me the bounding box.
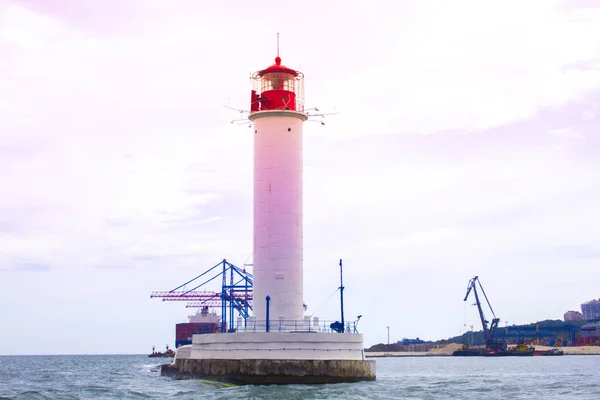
[386,326,390,345]
[469,325,474,346]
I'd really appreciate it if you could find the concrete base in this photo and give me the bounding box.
[161,358,376,384]
[190,332,365,360]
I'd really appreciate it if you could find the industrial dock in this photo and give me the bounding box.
[362,276,600,358]
[365,344,600,357]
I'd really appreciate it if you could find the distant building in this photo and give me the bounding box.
[581,299,600,320]
[564,310,584,322]
[580,322,600,338]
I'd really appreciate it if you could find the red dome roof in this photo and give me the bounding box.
[258,56,299,77]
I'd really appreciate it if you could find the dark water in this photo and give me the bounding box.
[1,355,600,399]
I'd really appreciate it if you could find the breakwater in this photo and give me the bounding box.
[161,358,376,384]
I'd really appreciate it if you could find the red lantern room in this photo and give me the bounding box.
[250,56,305,114]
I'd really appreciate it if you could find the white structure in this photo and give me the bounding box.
[249,56,308,325]
[189,332,365,360]
[171,52,370,368]
[581,299,600,320]
[188,307,220,324]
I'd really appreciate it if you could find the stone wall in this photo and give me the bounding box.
[161,358,376,384]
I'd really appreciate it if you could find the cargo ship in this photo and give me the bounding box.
[533,348,564,356]
[175,306,220,348]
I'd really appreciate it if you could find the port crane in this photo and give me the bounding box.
[463,276,507,351]
[151,259,253,333]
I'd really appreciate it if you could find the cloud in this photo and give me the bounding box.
[299,88,600,343]
[1,0,599,353]
[548,127,584,139]
[310,0,600,140]
[0,262,52,272]
[512,245,600,261]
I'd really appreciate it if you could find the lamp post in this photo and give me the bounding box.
[386,326,390,345]
[266,295,271,332]
[469,325,474,346]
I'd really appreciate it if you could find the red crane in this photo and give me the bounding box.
[150,290,221,302]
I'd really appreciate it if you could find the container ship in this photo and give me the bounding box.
[175,306,220,348]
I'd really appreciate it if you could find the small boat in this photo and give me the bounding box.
[453,345,487,356]
[534,348,564,356]
[486,348,534,357]
[495,342,535,356]
[148,345,175,358]
[148,350,174,358]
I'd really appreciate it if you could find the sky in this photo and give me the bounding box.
[1,0,599,355]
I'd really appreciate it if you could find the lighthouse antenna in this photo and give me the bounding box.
[277,33,280,57]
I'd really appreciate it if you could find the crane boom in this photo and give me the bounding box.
[463,276,506,351]
[151,291,253,304]
[150,259,254,333]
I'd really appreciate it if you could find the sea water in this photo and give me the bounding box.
[1,354,600,399]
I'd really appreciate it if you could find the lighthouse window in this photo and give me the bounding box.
[262,73,295,92]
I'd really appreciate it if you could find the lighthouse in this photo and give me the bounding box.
[162,47,376,384]
[249,54,307,325]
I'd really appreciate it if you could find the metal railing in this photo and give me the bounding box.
[233,319,361,334]
[193,347,363,353]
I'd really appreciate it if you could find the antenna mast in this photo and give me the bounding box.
[277,32,280,57]
[340,259,345,332]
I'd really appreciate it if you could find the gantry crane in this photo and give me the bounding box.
[463,276,507,352]
[150,259,253,333]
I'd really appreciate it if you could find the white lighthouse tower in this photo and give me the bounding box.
[249,54,307,325]
[164,47,375,384]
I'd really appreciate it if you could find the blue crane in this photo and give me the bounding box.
[151,259,253,333]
